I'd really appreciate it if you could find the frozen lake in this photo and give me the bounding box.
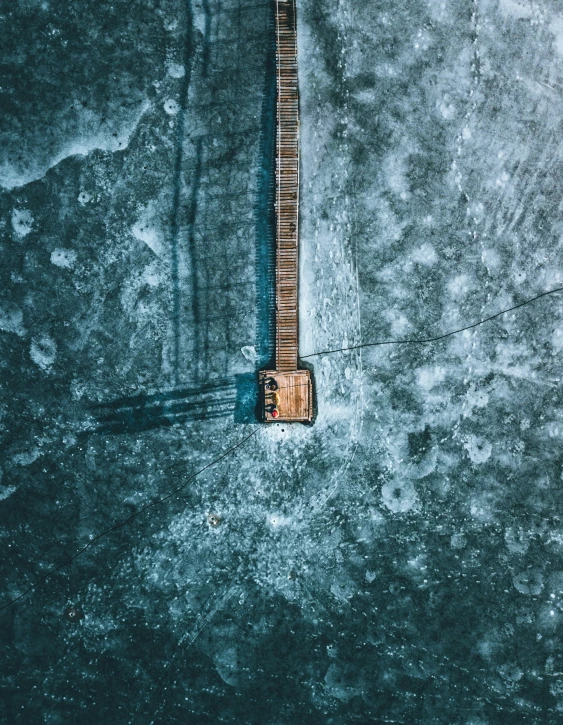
[1,0,563,722]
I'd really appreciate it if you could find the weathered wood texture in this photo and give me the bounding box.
[258,1,312,424]
[275,0,300,372]
[260,370,312,422]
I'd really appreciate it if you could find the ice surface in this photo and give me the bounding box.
[1,0,563,722]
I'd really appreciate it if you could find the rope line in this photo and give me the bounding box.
[302,287,563,358]
[0,430,258,612]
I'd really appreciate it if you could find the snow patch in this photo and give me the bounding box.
[11,448,42,466]
[50,248,77,269]
[381,480,419,513]
[463,385,489,417]
[412,242,437,266]
[164,99,180,115]
[439,101,456,120]
[241,345,257,363]
[30,334,57,369]
[132,207,165,258]
[141,262,163,287]
[383,152,410,197]
[498,0,533,20]
[505,526,531,555]
[447,273,472,298]
[464,435,492,464]
[552,326,563,352]
[481,248,501,271]
[0,485,16,501]
[512,268,526,285]
[0,302,26,336]
[0,101,149,191]
[352,88,375,104]
[450,533,466,549]
[416,365,446,391]
[167,63,186,78]
[11,209,33,239]
[267,513,291,529]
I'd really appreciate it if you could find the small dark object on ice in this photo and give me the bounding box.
[64,605,84,623]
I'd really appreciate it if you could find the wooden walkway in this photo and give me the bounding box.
[275,0,300,373]
[259,0,313,423]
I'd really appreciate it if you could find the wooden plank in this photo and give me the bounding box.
[259,370,312,422]
[258,3,313,424]
[275,0,300,373]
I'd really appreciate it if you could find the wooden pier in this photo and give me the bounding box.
[260,0,313,423]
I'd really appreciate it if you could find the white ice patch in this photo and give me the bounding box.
[164,99,180,115]
[0,302,26,336]
[505,526,531,555]
[267,513,291,529]
[416,365,446,391]
[167,63,186,78]
[411,242,437,266]
[469,491,496,522]
[463,385,489,417]
[0,102,149,190]
[11,448,41,466]
[495,170,510,188]
[481,248,501,272]
[450,532,467,549]
[50,248,77,269]
[381,479,419,513]
[513,570,544,596]
[0,485,16,501]
[439,101,456,120]
[552,327,563,352]
[498,0,534,19]
[352,88,375,104]
[384,310,410,337]
[383,152,410,197]
[512,268,526,285]
[132,208,165,258]
[467,201,485,225]
[11,209,33,239]
[241,345,257,363]
[463,435,492,464]
[30,334,57,370]
[447,273,472,298]
[141,262,162,287]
